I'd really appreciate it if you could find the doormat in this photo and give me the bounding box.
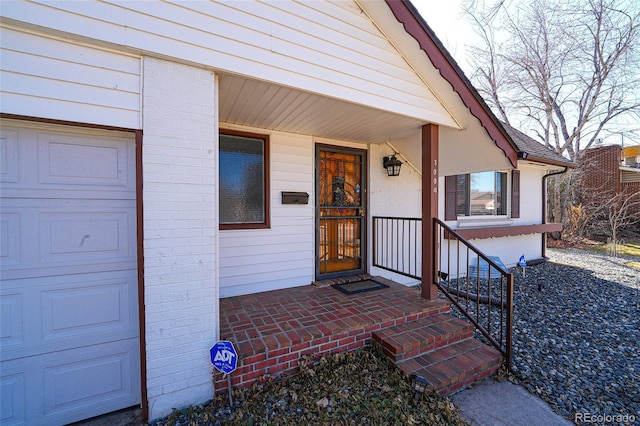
[313,274,373,288]
[332,279,389,295]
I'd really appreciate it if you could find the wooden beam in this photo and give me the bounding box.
[422,124,439,300]
[455,223,563,240]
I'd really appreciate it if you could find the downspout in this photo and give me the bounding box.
[541,166,569,258]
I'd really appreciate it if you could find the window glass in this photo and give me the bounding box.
[457,171,508,217]
[496,172,507,215]
[219,133,267,226]
[469,171,495,215]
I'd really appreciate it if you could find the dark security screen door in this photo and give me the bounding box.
[316,146,366,278]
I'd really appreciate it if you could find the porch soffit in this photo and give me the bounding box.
[219,73,426,145]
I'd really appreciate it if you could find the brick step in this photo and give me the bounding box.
[372,314,473,362]
[397,338,503,395]
[214,285,453,394]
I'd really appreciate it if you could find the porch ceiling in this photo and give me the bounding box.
[219,73,426,144]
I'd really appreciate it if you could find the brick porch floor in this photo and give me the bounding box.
[215,276,502,395]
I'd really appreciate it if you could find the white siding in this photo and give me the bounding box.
[435,233,541,278]
[0,0,452,125]
[141,57,217,421]
[517,164,546,224]
[219,128,315,297]
[622,169,640,183]
[466,234,542,268]
[369,135,549,280]
[368,142,423,285]
[439,123,513,176]
[0,26,141,128]
[369,141,423,220]
[436,162,548,267]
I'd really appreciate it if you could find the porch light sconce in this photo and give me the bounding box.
[383,154,402,176]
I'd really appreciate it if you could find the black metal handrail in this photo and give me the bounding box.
[372,216,422,279]
[372,216,513,370]
[433,218,513,371]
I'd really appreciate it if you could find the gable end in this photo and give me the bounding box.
[384,0,518,168]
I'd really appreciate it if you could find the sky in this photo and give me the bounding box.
[410,0,640,146]
[412,0,476,71]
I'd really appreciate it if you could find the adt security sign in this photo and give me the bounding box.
[519,255,527,279]
[210,340,238,374]
[519,255,527,269]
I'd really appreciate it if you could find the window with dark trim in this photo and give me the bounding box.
[445,171,518,220]
[219,130,270,229]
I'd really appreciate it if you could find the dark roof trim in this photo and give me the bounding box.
[385,0,518,168]
[519,153,575,168]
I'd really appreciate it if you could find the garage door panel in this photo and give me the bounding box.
[0,372,26,426]
[2,339,140,426]
[0,212,21,267]
[1,293,24,349]
[44,343,140,416]
[42,278,136,341]
[0,122,140,424]
[41,209,132,263]
[38,132,131,187]
[1,199,136,280]
[0,125,135,199]
[1,271,139,361]
[0,129,19,183]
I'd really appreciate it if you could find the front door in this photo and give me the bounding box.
[316,145,366,278]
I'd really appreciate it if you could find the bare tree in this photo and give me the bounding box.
[566,144,640,249]
[601,190,640,255]
[464,0,640,223]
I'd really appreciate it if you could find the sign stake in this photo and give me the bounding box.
[210,340,238,408]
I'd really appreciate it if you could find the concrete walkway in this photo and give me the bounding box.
[452,379,574,426]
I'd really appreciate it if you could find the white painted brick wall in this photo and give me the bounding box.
[142,57,218,420]
[471,234,542,267]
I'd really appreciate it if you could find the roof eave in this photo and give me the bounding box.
[519,153,575,169]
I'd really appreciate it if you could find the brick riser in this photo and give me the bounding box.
[214,302,450,393]
[372,314,474,362]
[373,316,503,396]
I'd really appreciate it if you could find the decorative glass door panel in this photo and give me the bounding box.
[316,146,366,277]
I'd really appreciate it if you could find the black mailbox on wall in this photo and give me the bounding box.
[281,191,309,205]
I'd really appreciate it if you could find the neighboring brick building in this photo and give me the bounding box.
[621,146,640,201]
[580,144,640,213]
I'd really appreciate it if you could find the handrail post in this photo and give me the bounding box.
[505,272,514,371]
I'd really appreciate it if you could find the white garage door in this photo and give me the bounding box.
[0,122,140,425]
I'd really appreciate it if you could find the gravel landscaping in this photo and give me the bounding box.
[505,248,639,421]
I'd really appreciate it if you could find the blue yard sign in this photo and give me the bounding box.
[519,255,527,279]
[519,255,527,269]
[210,340,238,374]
